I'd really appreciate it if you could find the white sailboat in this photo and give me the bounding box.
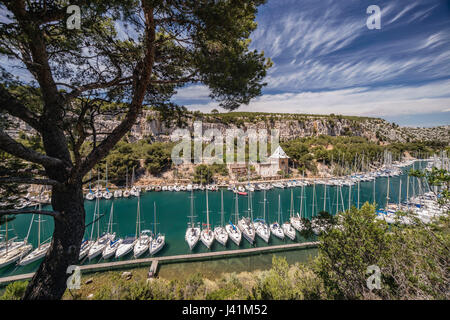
[291,173,306,232]
[79,199,100,260]
[282,189,296,241]
[0,237,25,257]
[88,202,116,260]
[149,202,165,255]
[185,190,200,250]
[200,189,214,249]
[238,190,255,245]
[226,193,242,246]
[0,244,32,269]
[94,170,103,199]
[0,216,32,268]
[102,162,113,200]
[19,202,51,266]
[255,189,270,243]
[133,195,150,258]
[102,203,122,259]
[270,195,285,239]
[130,167,140,197]
[85,170,95,200]
[123,167,130,198]
[214,190,228,246]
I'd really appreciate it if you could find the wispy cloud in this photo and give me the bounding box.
[181,79,450,118]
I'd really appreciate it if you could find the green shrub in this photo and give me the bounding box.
[0,281,28,300]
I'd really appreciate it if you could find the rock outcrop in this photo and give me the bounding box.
[7,110,450,144]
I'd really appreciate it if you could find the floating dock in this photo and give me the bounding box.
[0,241,318,286]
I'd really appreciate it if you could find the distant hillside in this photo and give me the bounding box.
[9,110,450,145]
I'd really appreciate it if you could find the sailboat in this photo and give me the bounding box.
[214,189,228,246]
[79,198,99,260]
[123,167,130,198]
[133,195,151,258]
[0,215,32,268]
[254,189,270,243]
[88,201,116,260]
[237,190,255,245]
[94,170,103,199]
[291,176,306,232]
[225,193,242,246]
[310,181,321,235]
[185,190,200,250]
[85,170,95,200]
[149,202,165,255]
[102,203,122,259]
[130,167,140,197]
[102,162,113,200]
[282,189,296,241]
[200,189,214,249]
[270,195,285,239]
[19,202,51,266]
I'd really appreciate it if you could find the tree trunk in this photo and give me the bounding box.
[23,183,85,300]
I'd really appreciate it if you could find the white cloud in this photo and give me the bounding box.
[182,79,450,118]
[173,84,211,101]
[388,2,419,24]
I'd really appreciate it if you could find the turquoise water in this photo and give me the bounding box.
[0,161,428,278]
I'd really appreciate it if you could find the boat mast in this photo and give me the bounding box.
[278,194,281,224]
[386,176,390,209]
[335,183,339,215]
[406,175,410,209]
[5,218,7,254]
[323,184,327,212]
[135,195,141,238]
[250,191,253,222]
[312,181,316,218]
[220,189,224,227]
[190,190,194,227]
[25,214,35,245]
[154,202,157,236]
[300,175,304,219]
[38,202,42,249]
[206,189,210,231]
[263,189,266,222]
[357,179,360,209]
[97,196,100,240]
[348,183,351,211]
[290,188,294,219]
[373,178,376,204]
[89,198,98,241]
[235,193,239,225]
[107,202,114,234]
[398,179,402,207]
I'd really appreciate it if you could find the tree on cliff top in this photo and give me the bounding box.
[0,0,270,299]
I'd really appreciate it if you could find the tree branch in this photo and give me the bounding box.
[73,3,156,179]
[64,76,132,102]
[0,209,60,219]
[0,129,63,169]
[0,177,60,186]
[0,85,42,131]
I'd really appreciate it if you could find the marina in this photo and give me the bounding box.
[0,159,447,280]
[0,241,318,287]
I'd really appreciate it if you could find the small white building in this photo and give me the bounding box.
[254,146,290,177]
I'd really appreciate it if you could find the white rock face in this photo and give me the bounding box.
[7,110,449,144]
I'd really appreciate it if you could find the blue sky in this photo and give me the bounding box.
[173,0,450,127]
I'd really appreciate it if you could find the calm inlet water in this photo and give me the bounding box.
[0,162,428,278]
